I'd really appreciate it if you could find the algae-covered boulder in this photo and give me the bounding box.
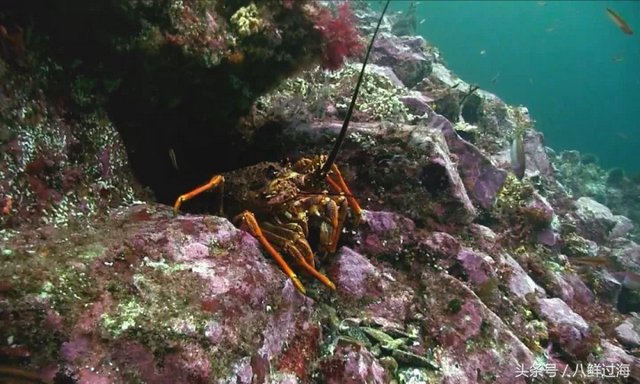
[0,204,324,382]
[0,60,141,229]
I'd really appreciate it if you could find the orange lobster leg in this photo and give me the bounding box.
[327,164,363,226]
[262,221,315,267]
[261,228,336,291]
[234,210,308,294]
[329,196,349,253]
[173,175,224,215]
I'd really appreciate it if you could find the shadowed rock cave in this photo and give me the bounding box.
[117,113,291,214]
[1,0,328,214]
[461,93,483,125]
[420,163,450,196]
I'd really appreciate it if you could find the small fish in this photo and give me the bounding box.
[510,127,525,180]
[419,19,426,25]
[529,78,534,85]
[546,19,560,33]
[537,1,546,6]
[491,72,500,84]
[612,51,625,62]
[480,50,486,55]
[169,148,180,171]
[606,7,633,35]
[617,132,628,140]
[569,257,610,267]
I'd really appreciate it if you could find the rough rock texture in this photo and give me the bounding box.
[318,343,388,384]
[370,33,433,88]
[611,215,634,239]
[608,239,640,272]
[4,2,640,383]
[0,65,141,229]
[572,197,617,242]
[597,340,640,381]
[615,316,640,347]
[420,273,535,384]
[494,129,553,179]
[0,204,327,382]
[286,121,477,226]
[427,113,508,210]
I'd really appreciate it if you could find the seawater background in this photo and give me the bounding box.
[382,1,639,173]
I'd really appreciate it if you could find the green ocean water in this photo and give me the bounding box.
[386,1,639,173]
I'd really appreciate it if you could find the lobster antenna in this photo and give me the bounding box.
[316,0,391,181]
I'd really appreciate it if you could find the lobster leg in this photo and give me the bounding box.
[328,164,363,226]
[299,195,340,254]
[235,211,336,294]
[262,221,315,267]
[329,196,349,253]
[173,175,224,215]
[261,226,336,291]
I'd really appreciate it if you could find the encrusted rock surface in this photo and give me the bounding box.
[3,2,640,383]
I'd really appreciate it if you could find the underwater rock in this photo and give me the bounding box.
[608,239,640,272]
[537,215,562,247]
[611,215,634,239]
[0,65,140,229]
[330,247,384,298]
[456,248,497,286]
[560,273,595,306]
[501,253,546,301]
[523,130,553,177]
[3,0,357,208]
[467,224,498,253]
[367,64,406,89]
[398,91,434,117]
[329,246,415,324]
[535,298,589,355]
[351,2,393,36]
[420,273,535,383]
[0,204,325,381]
[596,340,640,381]
[560,150,582,165]
[354,210,417,256]
[615,316,640,347]
[406,126,477,222]
[536,298,589,333]
[493,125,552,179]
[597,270,624,306]
[427,63,463,90]
[426,112,508,210]
[370,33,433,88]
[418,232,462,262]
[291,121,477,225]
[317,343,388,384]
[522,191,555,225]
[572,197,617,243]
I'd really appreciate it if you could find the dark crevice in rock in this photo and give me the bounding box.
[420,163,450,197]
[460,94,483,125]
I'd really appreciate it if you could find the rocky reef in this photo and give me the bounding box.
[1,1,640,383]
